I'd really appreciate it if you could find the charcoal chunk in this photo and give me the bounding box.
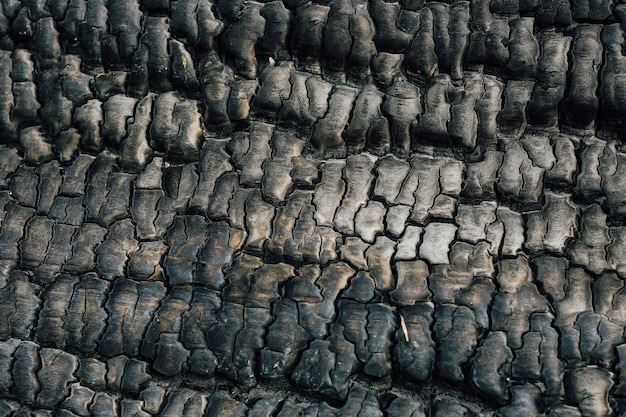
[153,333,189,377]
[0,271,41,341]
[505,18,539,79]
[222,2,265,79]
[395,303,435,382]
[257,2,291,60]
[470,331,512,403]
[292,4,330,73]
[434,304,478,382]
[563,25,602,128]
[567,367,613,417]
[99,279,167,357]
[12,341,41,403]
[37,348,78,408]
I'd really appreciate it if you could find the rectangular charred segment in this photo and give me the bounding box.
[141,286,193,362]
[0,340,129,410]
[470,331,513,404]
[11,80,40,129]
[563,25,602,129]
[600,24,626,135]
[572,139,626,217]
[0,52,14,144]
[223,257,294,308]
[524,192,578,253]
[344,85,389,154]
[228,122,273,187]
[228,79,259,127]
[384,78,421,155]
[189,139,233,213]
[257,2,291,61]
[205,301,272,385]
[150,92,204,164]
[431,2,471,81]
[20,216,54,271]
[194,222,244,289]
[11,166,38,209]
[102,94,136,148]
[99,278,167,358]
[348,6,377,85]
[253,61,294,118]
[104,0,141,67]
[164,215,208,286]
[397,72,503,151]
[394,303,435,382]
[30,222,75,283]
[497,138,544,206]
[119,93,154,171]
[333,153,377,235]
[434,304,479,383]
[372,0,413,53]
[292,4,330,74]
[71,0,105,70]
[131,189,164,240]
[505,18,540,79]
[261,132,305,203]
[0,271,41,341]
[408,156,462,224]
[260,298,310,379]
[222,2,265,80]
[200,59,235,135]
[310,85,359,157]
[128,16,172,95]
[476,75,504,145]
[467,0,510,69]
[492,259,550,355]
[279,71,332,131]
[527,33,571,128]
[63,223,108,274]
[168,40,199,92]
[36,274,109,354]
[33,17,61,68]
[405,7,437,84]
[321,8,352,84]
[0,202,35,266]
[95,218,138,279]
[39,68,73,138]
[244,189,275,253]
[267,190,313,258]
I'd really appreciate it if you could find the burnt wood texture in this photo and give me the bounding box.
[0,0,626,415]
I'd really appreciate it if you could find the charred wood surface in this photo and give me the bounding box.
[1,0,626,415]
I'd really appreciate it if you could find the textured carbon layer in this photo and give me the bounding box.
[0,0,626,415]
